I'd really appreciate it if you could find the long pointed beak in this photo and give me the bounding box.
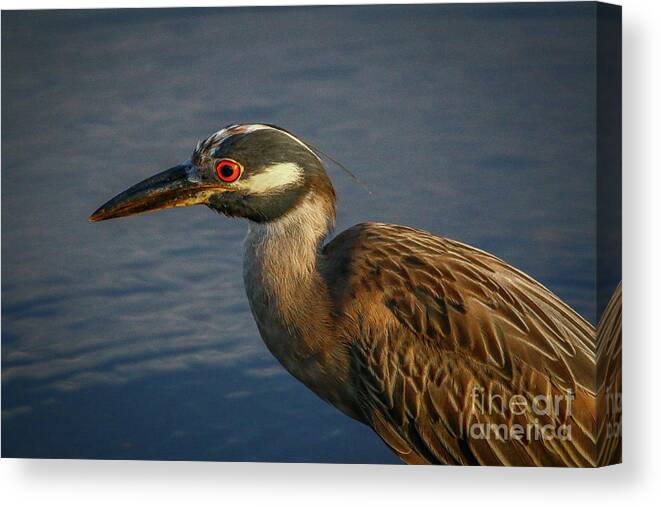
[89,164,217,222]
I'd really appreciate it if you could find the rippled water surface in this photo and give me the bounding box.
[3,4,598,462]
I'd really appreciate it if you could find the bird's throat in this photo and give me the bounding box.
[242,193,336,369]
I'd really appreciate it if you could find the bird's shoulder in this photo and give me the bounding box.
[323,222,594,364]
[321,222,598,465]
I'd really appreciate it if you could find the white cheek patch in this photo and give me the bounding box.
[238,163,304,194]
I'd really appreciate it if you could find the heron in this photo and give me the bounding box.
[90,123,621,466]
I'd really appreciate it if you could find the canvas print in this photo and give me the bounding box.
[1,2,621,466]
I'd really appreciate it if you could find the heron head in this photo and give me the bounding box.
[89,124,335,223]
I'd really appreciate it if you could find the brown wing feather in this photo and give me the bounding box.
[323,223,599,466]
[596,283,622,465]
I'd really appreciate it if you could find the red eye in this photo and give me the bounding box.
[215,159,242,183]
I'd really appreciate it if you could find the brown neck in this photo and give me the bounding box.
[241,191,365,420]
[242,192,335,363]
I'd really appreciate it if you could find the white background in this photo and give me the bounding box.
[1,0,659,505]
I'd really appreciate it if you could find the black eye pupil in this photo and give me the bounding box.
[220,165,234,178]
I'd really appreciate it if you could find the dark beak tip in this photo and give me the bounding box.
[88,208,107,223]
